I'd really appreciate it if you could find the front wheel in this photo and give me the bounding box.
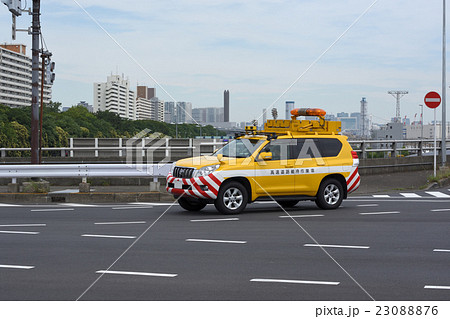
[214,181,248,214]
[315,178,343,210]
[178,197,207,211]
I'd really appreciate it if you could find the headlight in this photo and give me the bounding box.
[194,164,220,177]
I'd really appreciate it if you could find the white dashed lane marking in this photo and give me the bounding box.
[304,244,369,249]
[96,270,177,278]
[186,239,247,244]
[250,278,340,286]
[94,221,146,225]
[359,211,400,215]
[81,234,137,239]
[190,218,239,222]
[0,231,39,235]
[0,264,34,270]
[279,214,324,218]
[372,195,390,198]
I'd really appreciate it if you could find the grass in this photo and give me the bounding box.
[427,168,450,184]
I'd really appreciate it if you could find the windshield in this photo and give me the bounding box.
[214,138,265,158]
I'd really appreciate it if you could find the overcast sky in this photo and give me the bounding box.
[1,0,448,124]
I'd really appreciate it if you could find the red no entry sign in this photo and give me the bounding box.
[424,91,441,109]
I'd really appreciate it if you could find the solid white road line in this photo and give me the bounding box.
[186,239,247,244]
[357,204,379,207]
[359,211,400,215]
[425,191,450,198]
[400,193,421,198]
[0,224,46,227]
[190,218,239,222]
[424,285,450,290]
[81,234,136,239]
[94,221,146,225]
[304,244,369,249]
[31,208,74,212]
[0,203,20,207]
[0,264,34,269]
[372,195,390,198]
[0,231,39,235]
[433,249,450,253]
[431,208,450,212]
[250,278,340,285]
[279,214,324,218]
[96,270,177,277]
[111,206,152,210]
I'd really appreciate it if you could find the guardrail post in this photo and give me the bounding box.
[95,138,99,157]
[361,141,367,159]
[418,140,423,157]
[61,149,65,157]
[70,138,74,157]
[119,138,123,157]
[1,149,5,157]
[165,138,170,159]
[391,141,397,158]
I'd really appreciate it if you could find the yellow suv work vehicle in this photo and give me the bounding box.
[166,108,360,214]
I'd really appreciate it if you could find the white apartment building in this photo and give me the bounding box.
[0,44,52,108]
[94,74,136,120]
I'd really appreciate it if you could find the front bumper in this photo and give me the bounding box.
[166,172,224,200]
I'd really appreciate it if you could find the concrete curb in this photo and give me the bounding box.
[0,192,174,204]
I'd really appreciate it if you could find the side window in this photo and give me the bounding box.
[317,138,342,157]
[260,139,295,161]
[291,138,322,159]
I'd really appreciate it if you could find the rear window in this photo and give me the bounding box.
[317,138,342,157]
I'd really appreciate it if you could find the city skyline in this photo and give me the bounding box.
[0,1,448,125]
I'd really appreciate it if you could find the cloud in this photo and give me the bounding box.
[0,0,447,124]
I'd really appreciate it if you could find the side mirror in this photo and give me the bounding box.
[258,151,272,161]
[217,153,224,162]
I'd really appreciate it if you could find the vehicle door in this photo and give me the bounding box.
[292,138,326,195]
[254,138,296,195]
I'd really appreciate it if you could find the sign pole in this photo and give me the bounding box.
[443,0,447,167]
[434,108,437,177]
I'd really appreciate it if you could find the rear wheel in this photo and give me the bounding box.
[178,197,207,211]
[276,200,299,208]
[315,178,343,210]
[214,181,248,214]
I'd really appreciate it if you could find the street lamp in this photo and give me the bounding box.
[419,104,424,140]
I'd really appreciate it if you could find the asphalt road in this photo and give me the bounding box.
[0,189,450,301]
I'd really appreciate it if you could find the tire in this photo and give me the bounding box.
[315,178,344,210]
[178,197,207,211]
[214,181,248,215]
[276,200,299,208]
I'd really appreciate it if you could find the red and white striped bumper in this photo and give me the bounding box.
[166,172,224,200]
[346,166,360,194]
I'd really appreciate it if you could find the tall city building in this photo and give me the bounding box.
[262,108,267,124]
[224,90,229,122]
[360,97,369,137]
[94,74,136,120]
[285,101,295,119]
[135,85,163,121]
[192,107,224,123]
[0,44,52,108]
[164,101,192,123]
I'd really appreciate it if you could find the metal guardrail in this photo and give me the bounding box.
[0,138,448,159]
[0,163,173,183]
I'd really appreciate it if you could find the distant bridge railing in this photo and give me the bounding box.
[0,138,448,160]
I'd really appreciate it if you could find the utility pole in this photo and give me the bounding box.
[31,0,41,164]
[442,0,447,167]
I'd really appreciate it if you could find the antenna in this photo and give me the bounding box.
[388,90,408,123]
